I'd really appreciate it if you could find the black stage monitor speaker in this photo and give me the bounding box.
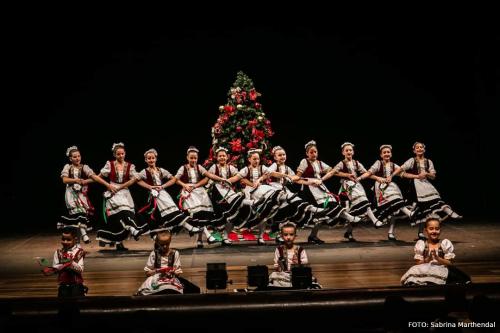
[206,263,228,290]
[247,265,269,288]
[291,264,312,289]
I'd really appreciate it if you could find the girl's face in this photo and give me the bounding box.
[306,146,318,161]
[248,153,260,167]
[380,148,392,161]
[274,149,286,164]
[114,148,126,162]
[281,226,297,248]
[145,153,157,167]
[156,234,172,255]
[425,220,441,242]
[187,152,198,166]
[342,145,354,159]
[413,143,425,156]
[69,151,81,166]
[217,151,228,165]
[61,232,76,249]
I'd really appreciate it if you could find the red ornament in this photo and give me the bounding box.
[230,138,243,152]
[236,126,242,132]
[249,89,258,101]
[254,102,261,109]
[224,105,235,113]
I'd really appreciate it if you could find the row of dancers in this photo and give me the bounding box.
[59,140,462,250]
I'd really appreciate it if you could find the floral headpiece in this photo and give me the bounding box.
[341,142,354,150]
[271,146,284,155]
[247,148,262,157]
[66,146,78,157]
[111,142,125,152]
[304,140,316,151]
[215,147,229,154]
[187,146,199,154]
[413,142,425,150]
[144,148,158,157]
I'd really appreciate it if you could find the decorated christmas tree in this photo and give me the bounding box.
[204,71,274,168]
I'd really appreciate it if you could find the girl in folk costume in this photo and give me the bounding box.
[296,140,361,244]
[266,146,329,243]
[59,146,95,244]
[326,142,384,241]
[175,146,231,248]
[135,231,200,295]
[401,217,471,286]
[392,142,462,240]
[268,222,321,289]
[206,147,251,246]
[93,142,147,251]
[135,149,201,236]
[227,149,286,245]
[358,145,413,241]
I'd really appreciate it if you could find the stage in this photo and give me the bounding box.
[1,219,499,297]
[1,219,499,331]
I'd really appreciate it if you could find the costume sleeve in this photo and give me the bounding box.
[61,164,70,178]
[332,161,344,173]
[100,161,111,177]
[137,169,147,181]
[321,161,332,173]
[300,248,309,265]
[414,240,426,260]
[297,159,308,173]
[273,248,280,269]
[52,250,60,268]
[175,166,184,179]
[129,164,139,179]
[357,161,367,173]
[82,165,95,177]
[198,165,208,176]
[238,167,249,178]
[368,160,381,174]
[70,252,84,273]
[266,163,277,173]
[441,239,456,260]
[400,158,414,171]
[173,250,183,273]
[428,159,436,173]
[144,251,156,272]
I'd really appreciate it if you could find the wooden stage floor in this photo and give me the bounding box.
[1,219,499,297]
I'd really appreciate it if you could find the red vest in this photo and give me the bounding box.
[109,161,132,184]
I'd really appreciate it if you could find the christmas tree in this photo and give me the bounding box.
[204,71,274,169]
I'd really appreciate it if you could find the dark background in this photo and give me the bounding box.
[3,16,497,232]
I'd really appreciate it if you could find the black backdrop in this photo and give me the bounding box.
[3,17,497,232]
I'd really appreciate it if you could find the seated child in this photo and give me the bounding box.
[42,227,87,297]
[401,217,471,286]
[268,222,321,289]
[136,230,200,295]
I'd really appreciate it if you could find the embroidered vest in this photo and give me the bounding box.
[375,161,395,177]
[180,164,202,184]
[302,160,323,178]
[109,161,131,184]
[56,248,84,284]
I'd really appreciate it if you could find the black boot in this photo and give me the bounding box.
[343,231,356,242]
[116,243,128,251]
[307,236,325,245]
